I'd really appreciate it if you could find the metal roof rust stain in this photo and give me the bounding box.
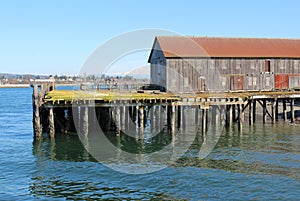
[154,36,300,58]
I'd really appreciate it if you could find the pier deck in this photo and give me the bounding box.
[32,84,300,140]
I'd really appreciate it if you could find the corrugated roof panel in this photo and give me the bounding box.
[156,36,300,58]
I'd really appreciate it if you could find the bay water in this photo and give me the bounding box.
[0,88,299,200]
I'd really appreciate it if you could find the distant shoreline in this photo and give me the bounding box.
[0,84,30,88]
[0,84,81,88]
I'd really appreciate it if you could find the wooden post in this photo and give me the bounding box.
[138,106,144,128]
[33,85,42,140]
[283,99,287,121]
[202,109,207,132]
[241,104,245,123]
[232,104,236,123]
[121,106,126,131]
[167,105,172,128]
[181,106,185,129]
[195,106,199,125]
[226,105,232,126]
[253,100,256,123]
[263,100,267,123]
[275,99,279,121]
[272,99,276,124]
[49,107,55,138]
[177,106,181,128]
[211,106,218,125]
[220,105,226,125]
[216,106,220,125]
[115,106,121,135]
[291,99,295,123]
[249,100,253,125]
[237,104,242,130]
[171,106,176,131]
[82,106,89,136]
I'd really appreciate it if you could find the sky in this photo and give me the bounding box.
[0,0,300,75]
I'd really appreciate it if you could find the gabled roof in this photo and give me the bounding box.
[149,36,300,60]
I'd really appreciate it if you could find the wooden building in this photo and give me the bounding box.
[148,36,300,93]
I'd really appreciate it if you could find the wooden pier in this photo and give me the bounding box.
[32,84,300,140]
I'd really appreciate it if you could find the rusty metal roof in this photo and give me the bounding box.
[154,36,300,58]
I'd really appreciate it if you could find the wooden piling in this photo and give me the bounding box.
[220,105,226,125]
[275,99,279,121]
[290,99,295,123]
[272,99,276,124]
[195,106,199,125]
[283,99,287,121]
[263,100,267,123]
[138,106,144,128]
[249,100,253,125]
[177,106,181,128]
[114,106,121,135]
[232,104,236,123]
[237,104,243,130]
[171,106,176,131]
[226,105,232,126]
[253,100,256,123]
[202,109,207,132]
[82,106,89,136]
[49,107,55,138]
[33,85,42,140]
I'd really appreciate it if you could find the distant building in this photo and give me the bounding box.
[148,36,300,92]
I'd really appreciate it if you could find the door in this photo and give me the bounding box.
[275,74,289,90]
[230,76,244,90]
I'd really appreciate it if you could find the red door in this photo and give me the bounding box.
[275,74,289,90]
[230,76,244,90]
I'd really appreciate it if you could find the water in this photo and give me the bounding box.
[0,88,299,200]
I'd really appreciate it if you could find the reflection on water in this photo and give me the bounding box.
[31,122,300,200]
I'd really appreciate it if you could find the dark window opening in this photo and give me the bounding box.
[265,60,271,72]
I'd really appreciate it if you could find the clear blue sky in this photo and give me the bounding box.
[1,0,300,75]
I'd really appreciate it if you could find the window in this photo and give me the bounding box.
[264,60,271,72]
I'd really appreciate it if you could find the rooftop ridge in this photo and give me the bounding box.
[156,35,300,40]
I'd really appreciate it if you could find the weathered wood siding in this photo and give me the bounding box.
[163,58,300,92]
[150,42,166,88]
